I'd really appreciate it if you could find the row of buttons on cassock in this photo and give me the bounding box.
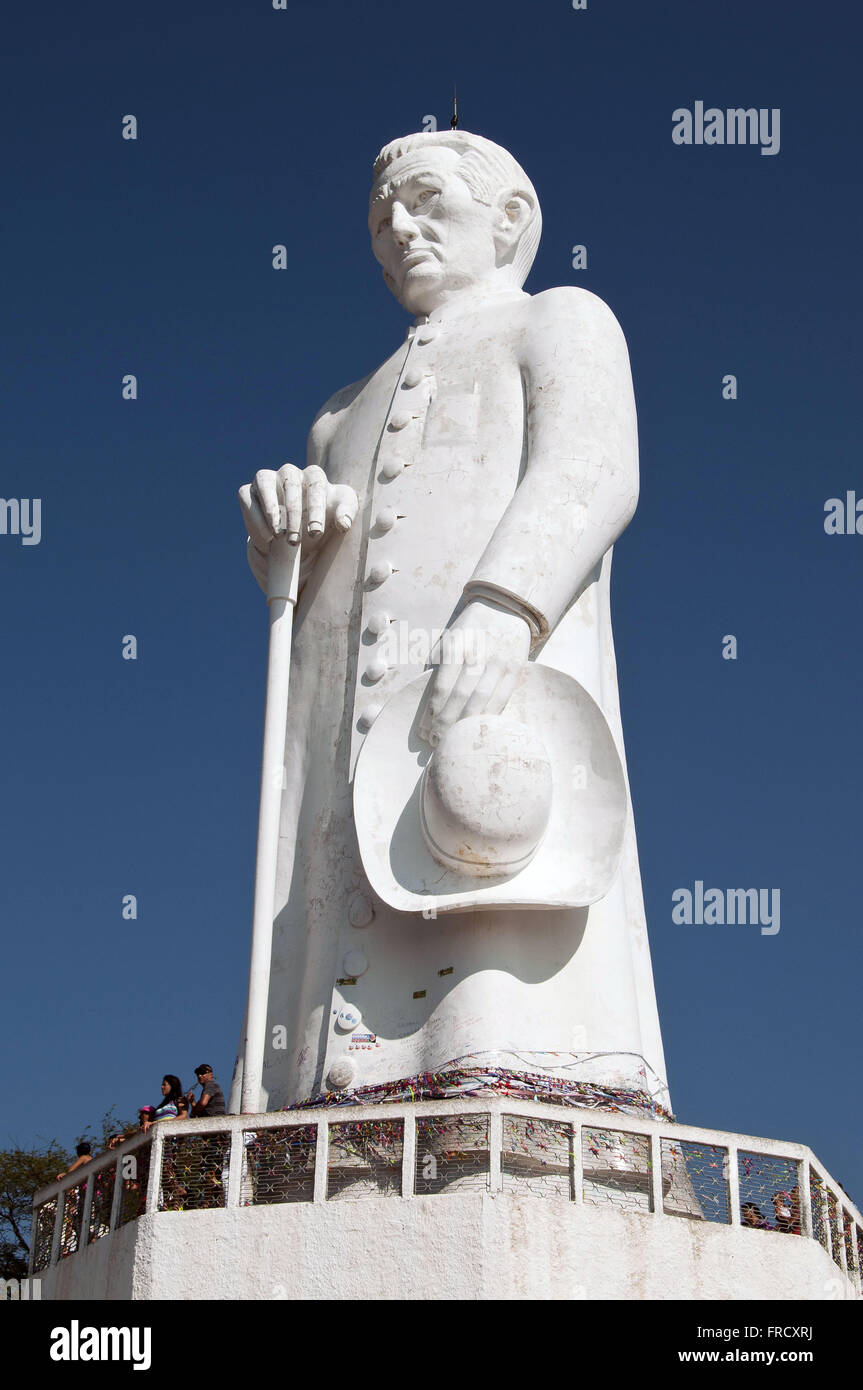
[356,321,441,734]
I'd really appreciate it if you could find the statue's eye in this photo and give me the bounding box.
[376,216,392,235]
[415,189,438,207]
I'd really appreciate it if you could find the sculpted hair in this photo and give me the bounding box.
[371,130,542,287]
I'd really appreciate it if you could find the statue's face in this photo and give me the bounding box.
[369,148,500,314]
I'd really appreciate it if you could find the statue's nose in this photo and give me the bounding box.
[391,201,419,247]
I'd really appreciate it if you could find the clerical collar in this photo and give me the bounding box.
[413,285,528,328]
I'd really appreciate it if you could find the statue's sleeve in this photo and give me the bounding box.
[463,287,639,641]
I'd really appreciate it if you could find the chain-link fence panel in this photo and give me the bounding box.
[662,1139,729,1223]
[738,1151,801,1234]
[583,1127,652,1213]
[327,1120,403,1201]
[31,1196,57,1273]
[118,1141,151,1226]
[502,1115,572,1198]
[842,1209,858,1281]
[809,1172,829,1251]
[160,1133,230,1211]
[240,1125,316,1206]
[87,1164,116,1243]
[414,1114,490,1195]
[58,1181,87,1259]
[826,1189,844,1270]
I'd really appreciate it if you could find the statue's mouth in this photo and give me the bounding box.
[401,248,437,270]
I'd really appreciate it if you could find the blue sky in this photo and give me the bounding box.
[3,0,861,1202]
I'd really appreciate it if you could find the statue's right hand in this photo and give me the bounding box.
[239,463,358,553]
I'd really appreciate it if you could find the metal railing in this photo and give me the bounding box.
[30,1101,863,1294]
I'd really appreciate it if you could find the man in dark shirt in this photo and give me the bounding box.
[186,1064,227,1117]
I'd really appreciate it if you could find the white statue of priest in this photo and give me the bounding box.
[234,130,670,1116]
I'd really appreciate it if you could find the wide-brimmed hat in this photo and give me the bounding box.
[353,664,627,914]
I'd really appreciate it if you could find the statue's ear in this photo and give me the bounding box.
[494,190,534,265]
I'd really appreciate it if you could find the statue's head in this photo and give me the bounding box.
[369,130,542,315]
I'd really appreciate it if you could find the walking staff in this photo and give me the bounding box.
[238,466,359,1111]
[241,523,301,1112]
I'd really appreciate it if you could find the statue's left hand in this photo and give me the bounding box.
[418,598,531,747]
